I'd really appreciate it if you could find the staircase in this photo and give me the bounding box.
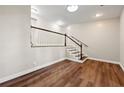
[66,45,88,61]
[31,26,88,61]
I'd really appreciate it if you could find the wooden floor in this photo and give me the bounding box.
[0,59,124,87]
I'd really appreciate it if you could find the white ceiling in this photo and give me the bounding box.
[33,5,124,26]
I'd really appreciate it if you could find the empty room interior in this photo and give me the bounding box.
[0,5,124,87]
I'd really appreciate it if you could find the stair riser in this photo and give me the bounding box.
[66,46,86,60]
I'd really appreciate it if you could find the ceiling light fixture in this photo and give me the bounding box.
[95,13,103,17]
[67,5,78,12]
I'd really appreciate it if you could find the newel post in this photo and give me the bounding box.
[65,34,67,46]
[80,44,83,60]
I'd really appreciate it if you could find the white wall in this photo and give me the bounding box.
[120,9,124,65]
[0,6,65,81]
[67,18,120,62]
[31,6,65,67]
[31,8,65,46]
[0,6,35,79]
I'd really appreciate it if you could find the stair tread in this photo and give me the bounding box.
[66,46,76,48]
[68,49,77,51]
[75,54,86,57]
[75,54,81,57]
[71,51,81,54]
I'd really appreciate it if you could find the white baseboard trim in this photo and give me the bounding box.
[88,57,120,64]
[88,57,124,72]
[0,58,65,84]
[119,64,124,71]
[65,57,88,63]
[66,58,83,63]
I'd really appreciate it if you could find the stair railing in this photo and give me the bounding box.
[31,25,88,60]
[71,36,88,47]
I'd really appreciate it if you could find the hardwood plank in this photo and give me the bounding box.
[0,59,124,87]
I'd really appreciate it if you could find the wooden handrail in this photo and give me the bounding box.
[31,25,81,47]
[71,36,88,47]
[30,26,88,60]
[66,35,81,47]
[31,26,65,36]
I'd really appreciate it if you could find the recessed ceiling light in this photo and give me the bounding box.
[67,5,78,12]
[96,13,103,17]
